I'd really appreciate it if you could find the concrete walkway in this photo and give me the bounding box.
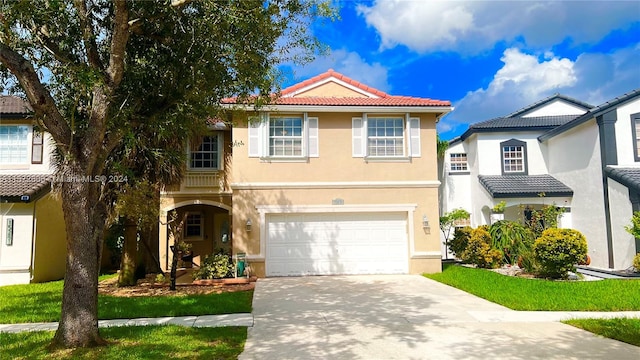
[240,275,640,360]
[0,313,253,333]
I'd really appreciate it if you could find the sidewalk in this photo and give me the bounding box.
[0,313,254,333]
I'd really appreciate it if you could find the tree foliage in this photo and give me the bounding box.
[0,0,334,347]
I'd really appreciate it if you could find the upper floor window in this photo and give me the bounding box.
[0,125,29,164]
[367,117,404,157]
[352,114,421,159]
[500,139,528,175]
[189,133,222,170]
[632,113,640,162]
[269,116,303,156]
[248,113,318,159]
[449,153,468,172]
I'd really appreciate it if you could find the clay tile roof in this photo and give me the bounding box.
[0,96,33,116]
[478,174,573,199]
[0,174,52,203]
[222,69,451,107]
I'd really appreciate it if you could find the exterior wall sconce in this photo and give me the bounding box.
[246,219,252,232]
[422,215,430,234]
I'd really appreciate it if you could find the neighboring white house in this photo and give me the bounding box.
[441,90,640,270]
[0,96,66,286]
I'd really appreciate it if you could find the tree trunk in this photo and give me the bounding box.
[52,179,106,347]
[140,225,162,274]
[117,217,138,286]
[169,245,178,291]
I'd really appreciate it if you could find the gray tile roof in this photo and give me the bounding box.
[0,174,52,203]
[478,174,574,199]
[0,96,32,117]
[506,94,594,118]
[605,167,640,193]
[539,88,640,142]
[458,115,579,141]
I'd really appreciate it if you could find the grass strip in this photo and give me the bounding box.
[0,325,246,359]
[563,318,640,347]
[424,263,640,311]
[0,275,253,324]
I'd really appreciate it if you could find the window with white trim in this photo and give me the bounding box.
[269,116,303,156]
[449,153,468,172]
[0,125,29,164]
[500,139,527,175]
[367,117,404,156]
[184,212,203,239]
[352,114,420,158]
[189,133,222,170]
[248,113,318,159]
[632,113,640,162]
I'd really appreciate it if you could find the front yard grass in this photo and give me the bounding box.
[563,318,640,347]
[424,263,640,311]
[0,325,246,359]
[0,274,253,324]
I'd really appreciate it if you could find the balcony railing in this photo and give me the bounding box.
[181,171,224,192]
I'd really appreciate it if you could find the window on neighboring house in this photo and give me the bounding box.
[269,116,303,156]
[0,125,29,165]
[632,113,640,162]
[500,139,528,175]
[189,133,222,170]
[352,115,421,159]
[32,130,43,164]
[449,153,468,172]
[184,212,203,239]
[248,113,318,159]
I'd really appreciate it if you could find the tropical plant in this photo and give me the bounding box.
[533,228,588,279]
[625,211,640,240]
[523,203,565,239]
[439,208,471,259]
[436,134,449,159]
[193,253,235,280]
[489,220,534,265]
[633,253,640,272]
[492,201,507,214]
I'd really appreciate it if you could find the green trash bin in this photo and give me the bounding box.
[236,253,246,277]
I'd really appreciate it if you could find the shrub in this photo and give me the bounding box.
[489,220,534,264]
[449,226,473,258]
[461,227,503,268]
[633,253,640,272]
[533,228,587,279]
[193,253,235,280]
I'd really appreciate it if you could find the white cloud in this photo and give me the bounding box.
[288,48,391,92]
[357,0,639,54]
[438,44,640,138]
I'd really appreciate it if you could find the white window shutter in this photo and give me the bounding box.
[248,118,262,157]
[307,117,319,157]
[409,117,421,157]
[352,117,364,157]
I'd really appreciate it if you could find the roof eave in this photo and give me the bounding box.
[460,125,559,141]
[221,103,453,114]
[491,191,574,199]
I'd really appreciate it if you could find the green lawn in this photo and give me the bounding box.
[424,263,640,311]
[0,325,246,359]
[0,275,253,324]
[563,318,640,347]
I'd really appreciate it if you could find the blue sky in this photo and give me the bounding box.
[280,0,640,140]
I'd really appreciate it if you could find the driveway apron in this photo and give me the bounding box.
[239,275,639,360]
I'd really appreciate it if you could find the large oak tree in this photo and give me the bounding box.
[0,0,332,347]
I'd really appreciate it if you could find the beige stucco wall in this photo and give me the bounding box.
[295,82,369,98]
[32,193,66,283]
[230,111,442,276]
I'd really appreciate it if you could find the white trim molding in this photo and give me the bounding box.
[231,180,440,190]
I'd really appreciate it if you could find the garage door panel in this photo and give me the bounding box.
[266,212,409,276]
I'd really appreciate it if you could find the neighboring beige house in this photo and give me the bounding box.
[0,96,66,286]
[159,69,452,277]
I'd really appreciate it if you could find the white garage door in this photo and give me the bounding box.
[266,212,409,276]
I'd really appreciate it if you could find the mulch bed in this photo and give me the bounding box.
[98,274,255,297]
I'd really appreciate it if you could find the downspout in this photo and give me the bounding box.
[30,199,38,281]
[597,111,618,269]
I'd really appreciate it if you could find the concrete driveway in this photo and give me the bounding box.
[239,275,639,360]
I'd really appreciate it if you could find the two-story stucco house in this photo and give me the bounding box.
[0,96,66,286]
[159,69,452,277]
[441,89,640,270]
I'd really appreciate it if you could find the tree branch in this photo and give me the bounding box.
[73,0,103,72]
[106,0,130,88]
[32,23,79,65]
[0,43,72,150]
